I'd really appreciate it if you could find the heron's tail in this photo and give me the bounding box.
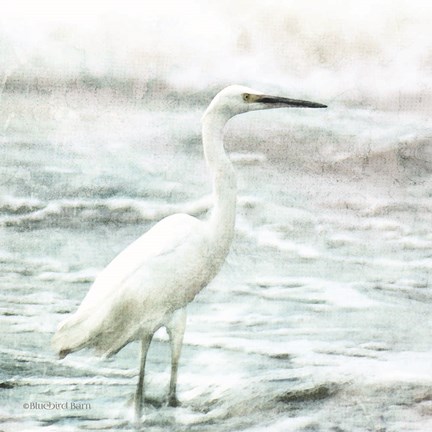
[52,305,143,359]
[51,313,90,358]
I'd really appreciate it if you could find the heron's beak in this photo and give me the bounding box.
[253,94,327,109]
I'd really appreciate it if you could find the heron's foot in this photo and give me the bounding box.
[134,404,143,424]
[145,396,163,408]
[167,394,181,407]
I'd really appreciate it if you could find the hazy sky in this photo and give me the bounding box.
[1,0,431,98]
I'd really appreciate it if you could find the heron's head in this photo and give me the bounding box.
[202,84,327,122]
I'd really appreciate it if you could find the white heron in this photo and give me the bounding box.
[52,85,326,420]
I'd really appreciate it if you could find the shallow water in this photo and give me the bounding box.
[1,90,432,431]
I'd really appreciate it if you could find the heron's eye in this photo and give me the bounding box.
[242,93,250,102]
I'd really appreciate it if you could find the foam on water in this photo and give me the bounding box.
[243,415,317,432]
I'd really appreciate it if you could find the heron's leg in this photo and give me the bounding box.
[166,307,187,407]
[135,335,153,421]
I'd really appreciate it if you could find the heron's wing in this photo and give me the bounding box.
[81,213,203,307]
[52,213,204,355]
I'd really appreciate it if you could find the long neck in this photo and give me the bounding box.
[202,112,237,248]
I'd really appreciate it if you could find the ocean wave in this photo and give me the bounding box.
[0,194,291,230]
[325,132,432,179]
[229,152,267,165]
[36,269,98,284]
[255,229,320,259]
[0,348,136,378]
[324,196,432,217]
[247,276,378,309]
[0,195,212,229]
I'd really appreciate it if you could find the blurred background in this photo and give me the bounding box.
[1,0,432,109]
[1,1,432,431]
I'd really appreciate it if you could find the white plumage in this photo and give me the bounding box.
[52,84,326,420]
